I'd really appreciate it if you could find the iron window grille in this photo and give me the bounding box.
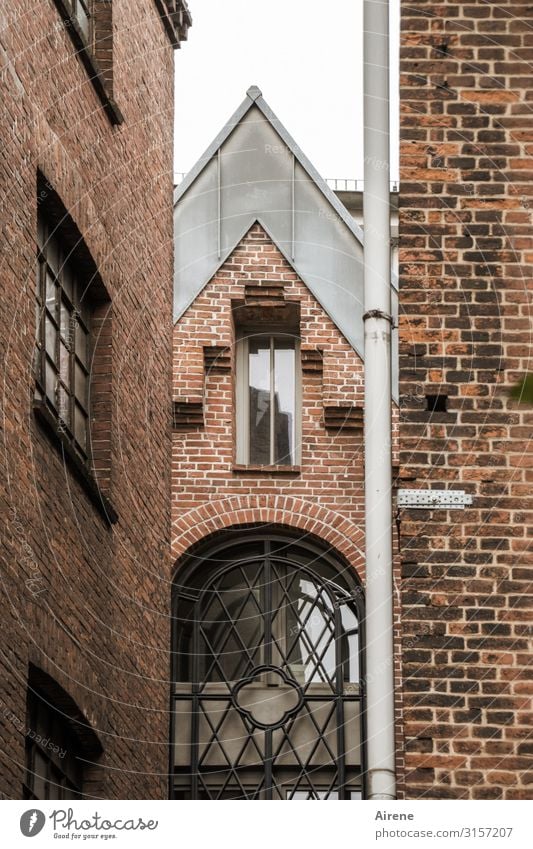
[171,531,365,800]
[35,211,91,459]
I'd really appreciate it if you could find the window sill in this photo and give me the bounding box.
[52,0,123,126]
[33,401,119,527]
[232,464,301,475]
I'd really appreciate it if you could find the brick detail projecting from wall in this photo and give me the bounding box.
[172,223,369,544]
[399,0,533,799]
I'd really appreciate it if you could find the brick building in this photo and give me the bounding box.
[399,0,533,799]
[0,0,190,799]
[170,87,401,799]
[2,0,530,805]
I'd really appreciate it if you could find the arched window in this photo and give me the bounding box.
[171,530,364,800]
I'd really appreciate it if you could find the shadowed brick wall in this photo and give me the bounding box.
[399,0,533,799]
[0,0,183,798]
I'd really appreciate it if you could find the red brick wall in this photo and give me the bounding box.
[171,222,404,790]
[399,0,533,799]
[172,224,367,548]
[0,1,177,798]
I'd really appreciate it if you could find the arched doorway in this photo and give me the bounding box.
[170,529,365,799]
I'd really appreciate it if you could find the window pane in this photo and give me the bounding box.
[62,264,74,301]
[45,360,56,405]
[75,361,87,407]
[74,0,91,40]
[340,605,360,683]
[59,341,70,383]
[199,565,263,682]
[248,339,271,465]
[46,234,61,276]
[283,577,336,685]
[273,340,295,465]
[45,316,57,360]
[58,385,70,428]
[46,272,56,310]
[75,323,88,366]
[36,258,43,296]
[60,298,71,342]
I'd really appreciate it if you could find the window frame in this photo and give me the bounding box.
[235,331,301,467]
[50,0,123,125]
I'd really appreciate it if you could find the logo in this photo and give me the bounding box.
[20,809,46,837]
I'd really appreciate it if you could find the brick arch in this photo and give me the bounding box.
[172,495,365,582]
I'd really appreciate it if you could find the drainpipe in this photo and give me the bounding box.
[363,0,396,800]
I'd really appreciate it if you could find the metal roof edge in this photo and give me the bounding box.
[252,93,365,247]
[173,86,398,295]
[174,86,365,247]
[174,215,301,324]
[174,214,398,404]
[173,87,260,204]
[174,214,367,356]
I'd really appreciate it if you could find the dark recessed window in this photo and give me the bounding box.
[426,394,448,413]
[236,333,300,466]
[35,210,91,459]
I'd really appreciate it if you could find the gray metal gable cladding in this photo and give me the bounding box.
[174,86,398,391]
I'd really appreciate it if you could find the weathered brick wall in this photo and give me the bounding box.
[399,0,533,799]
[0,0,177,798]
[171,222,405,789]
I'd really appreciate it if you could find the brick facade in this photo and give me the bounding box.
[171,222,404,794]
[0,0,187,798]
[399,0,533,798]
[171,224,367,550]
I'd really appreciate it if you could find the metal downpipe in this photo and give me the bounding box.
[362,0,397,801]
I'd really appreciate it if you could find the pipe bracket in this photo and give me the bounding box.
[363,308,394,325]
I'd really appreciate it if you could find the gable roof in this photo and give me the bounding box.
[174,86,398,392]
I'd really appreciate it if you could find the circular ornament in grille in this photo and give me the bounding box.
[231,665,304,730]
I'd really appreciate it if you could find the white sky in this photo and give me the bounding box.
[174,0,399,183]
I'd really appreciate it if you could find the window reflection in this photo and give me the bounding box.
[249,340,271,465]
[284,578,336,685]
[247,336,296,466]
[274,342,295,465]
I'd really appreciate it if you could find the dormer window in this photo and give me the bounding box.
[236,332,300,467]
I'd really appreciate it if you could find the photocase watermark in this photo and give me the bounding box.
[20,809,46,837]
[19,807,159,839]
[264,142,301,157]
[9,506,47,597]
[363,154,391,173]
[50,807,158,834]
[1,703,67,759]
[318,206,347,234]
